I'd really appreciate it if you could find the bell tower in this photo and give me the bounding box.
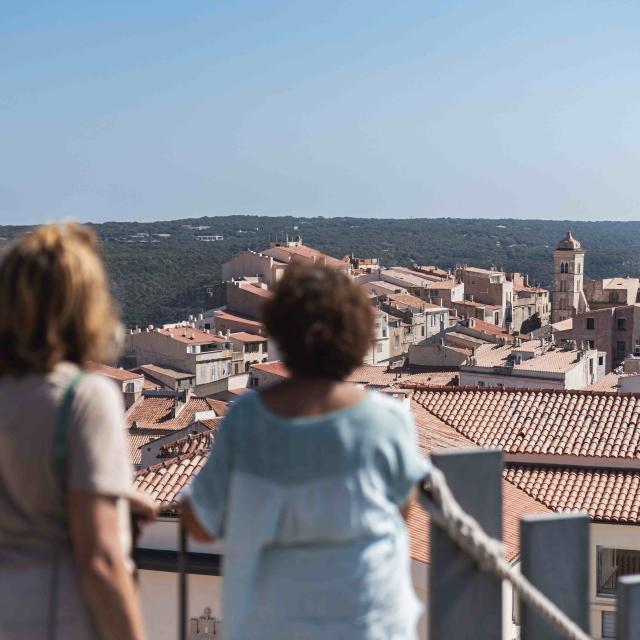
[551,231,588,324]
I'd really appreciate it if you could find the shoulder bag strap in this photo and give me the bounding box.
[48,371,83,640]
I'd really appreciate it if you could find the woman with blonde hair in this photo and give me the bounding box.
[0,223,149,639]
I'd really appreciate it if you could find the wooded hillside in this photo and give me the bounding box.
[1,216,637,327]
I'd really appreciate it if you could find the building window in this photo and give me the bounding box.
[477,381,485,387]
[617,341,626,355]
[599,356,604,366]
[394,335,400,348]
[601,611,616,639]
[577,263,581,274]
[421,326,425,337]
[588,340,595,349]
[617,318,626,331]
[560,263,566,274]
[597,547,640,596]
[376,343,383,353]
[586,318,595,330]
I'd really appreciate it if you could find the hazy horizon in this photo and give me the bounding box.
[3,1,640,225]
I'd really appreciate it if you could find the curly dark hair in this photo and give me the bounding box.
[262,262,374,380]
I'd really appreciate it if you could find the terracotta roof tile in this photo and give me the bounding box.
[411,387,640,459]
[504,465,640,524]
[468,341,587,374]
[134,451,209,509]
[156,326,228,345]
[250,361,291,378]
[87,362,142,382]
[229,332,268,343]
[346,365,457,388]
[126,396,175,426]
[158,430,217,459]
[407,400,549,563]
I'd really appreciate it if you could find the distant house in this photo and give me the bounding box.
[88,362,144,409]
[459,337,603,390]
[196,235,224,241]
[125,324,232,390]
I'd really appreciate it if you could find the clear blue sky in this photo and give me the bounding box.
[2,1,640,225]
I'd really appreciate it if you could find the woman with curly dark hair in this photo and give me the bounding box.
[183,261,428,640]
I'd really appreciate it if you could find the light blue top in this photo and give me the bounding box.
[190,390,430,640]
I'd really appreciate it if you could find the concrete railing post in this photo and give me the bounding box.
[617,575,640,640]
[520,512,589,639]
[429,448,503,640]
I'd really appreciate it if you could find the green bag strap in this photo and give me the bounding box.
[53,371,83,480]
[48,370,83,640]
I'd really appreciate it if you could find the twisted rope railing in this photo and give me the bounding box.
[420,467,592,640]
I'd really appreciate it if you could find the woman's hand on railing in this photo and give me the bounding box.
[181,500,216,542]
[129,491,158,524]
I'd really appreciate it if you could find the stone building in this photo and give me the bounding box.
[551,232,589,324]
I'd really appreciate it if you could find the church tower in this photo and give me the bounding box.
[551,231,589,324]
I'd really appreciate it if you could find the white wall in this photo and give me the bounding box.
[459,370,565,390]
[139,570,223,640]
[589,523,640,639]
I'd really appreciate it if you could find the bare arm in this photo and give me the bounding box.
[182,500,216,542]
[69,491,146,640]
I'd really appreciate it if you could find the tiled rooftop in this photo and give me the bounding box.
[134,451,208,508]
[426,279,458,290]
[158,430,217,459]
[250,361,291,378]
[134,363,194,380]
[406,481,550,564]
[126,396,175,427]
[346,365,457,389]
[461,318,515,340]
[387,292,444,310]
[412,388,640,459]
[407,400,550,563]
[125,395,227,464]
[229,332,267,343]
[88,362,142,382]
[467,341,588,374]
[157,326,228,345]
[263,244,346,269]
[381,268,437,287]
[584,372,623,392]
[213,309,265,331]
[504,465,640,524]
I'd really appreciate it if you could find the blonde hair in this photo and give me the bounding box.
[0,222,122,375]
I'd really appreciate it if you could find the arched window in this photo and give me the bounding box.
[560,263,565,274]
[577,263,581,274]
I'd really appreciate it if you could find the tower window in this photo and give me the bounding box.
[586,318,595,330]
